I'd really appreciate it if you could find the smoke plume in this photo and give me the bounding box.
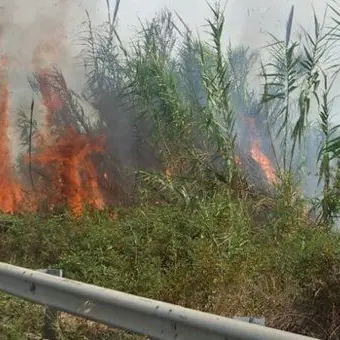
[0,1,104,157]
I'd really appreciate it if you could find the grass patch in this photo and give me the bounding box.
[0,190,339,339]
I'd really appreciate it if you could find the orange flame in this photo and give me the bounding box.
[28,31,105,216]
[36,69,64,126]
[31,18,68,133]
[250,141,276,183]
[0,3,105,217]
[242,115,277,184]
[0,56,23,213]
[31,128,105,216]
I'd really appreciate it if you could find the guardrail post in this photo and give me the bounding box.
[233,317,265,326]
[37,269,63,340]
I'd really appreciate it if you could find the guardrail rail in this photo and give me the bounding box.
[0,262,319,340]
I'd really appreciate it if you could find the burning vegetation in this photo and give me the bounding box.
[246,116,277,184]
[0,69,105,216]
[1,2,340,339]
[0,0,333,227]
[0,0,279,217]
[0,5,107,216]
[0,55,23,213]
[0,45,105,216]
[30,127,105,216]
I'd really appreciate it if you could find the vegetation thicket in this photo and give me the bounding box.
[1,1,340,339]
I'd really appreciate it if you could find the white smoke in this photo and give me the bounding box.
[0,0,106,158]
[0,0,336,204]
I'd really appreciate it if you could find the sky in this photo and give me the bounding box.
[74,0,329,94]
[1,0,329,94]
[114,0,327,47]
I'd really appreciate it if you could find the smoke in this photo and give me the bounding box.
[0,1,106,155]
[0,0,334,202]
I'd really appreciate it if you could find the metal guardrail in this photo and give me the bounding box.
[0,262,319,340]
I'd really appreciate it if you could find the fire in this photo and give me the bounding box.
[250,141,276,183]
[36,69,64,126]
[31,128,105,216]
[242,115,277,184]
[32,30,66,134]
[26,33,105,216]
[0,2,106,217]
[0,56,23,214]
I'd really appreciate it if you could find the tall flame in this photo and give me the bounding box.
[0,56,22,213]
[250,140,276,183]
[32,30,66,135]
[28,33,105,216]
[0,2,106,217]
[242,115,277,184]
[31,128,105,217]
